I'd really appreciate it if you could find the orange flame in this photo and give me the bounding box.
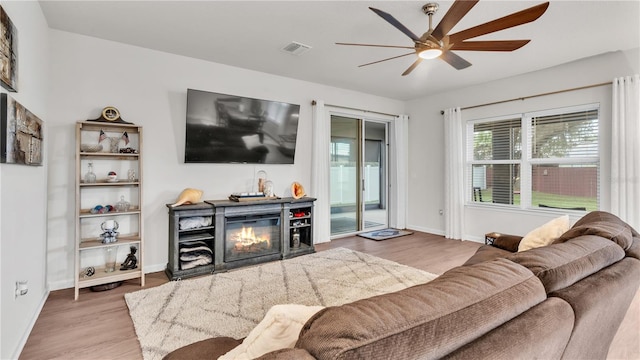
[233,226,271,248]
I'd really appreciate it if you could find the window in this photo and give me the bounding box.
[467,104,599,211]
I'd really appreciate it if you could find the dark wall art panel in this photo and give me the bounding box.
[1,94,43,165]
[0,5,17,92]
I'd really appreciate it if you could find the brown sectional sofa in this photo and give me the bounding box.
[164,211,640,360]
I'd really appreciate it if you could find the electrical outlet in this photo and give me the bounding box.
[439,209,444,215]
[15,280,28,298]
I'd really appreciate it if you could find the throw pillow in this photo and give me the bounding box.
[219,304,325,360]
[518,215,570,252]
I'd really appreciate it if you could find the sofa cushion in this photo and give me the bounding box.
[508,235,625,293]
[444,297,575,360]
[518,215,570,252]
[569,211,640,237]
[220,304,324,360]
[462,245,511,266]
[627,237,640,260]
[296,258,546,360]
[555,219,633,250]
[550,257,640,360]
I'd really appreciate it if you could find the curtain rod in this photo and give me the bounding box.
[439,81,611,115]
[312,100,398,117]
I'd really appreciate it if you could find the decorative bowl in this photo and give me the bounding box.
[81,144,103,152]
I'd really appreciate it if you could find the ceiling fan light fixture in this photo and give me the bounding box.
[418,48,442,59]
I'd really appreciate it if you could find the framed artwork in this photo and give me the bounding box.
[0,5,17,92]
[1,94,43,165]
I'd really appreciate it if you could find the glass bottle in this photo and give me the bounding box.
[84,161,96,183]
[292,228,301,248]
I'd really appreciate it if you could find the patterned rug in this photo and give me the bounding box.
[125,247,437,360]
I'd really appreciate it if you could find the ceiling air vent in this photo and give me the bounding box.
[281,41,312,56]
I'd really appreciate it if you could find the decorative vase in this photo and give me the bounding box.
[104,246,118,273]
[84,162,96,183]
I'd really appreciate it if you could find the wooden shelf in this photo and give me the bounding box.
[79,181,140,187]
[78,122,141,131]
[79,235,141,250]
[79,207,141,218]
[78,267,143,289]
[80,152,139,159]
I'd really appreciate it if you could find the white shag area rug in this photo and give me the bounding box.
[125,247,438,360]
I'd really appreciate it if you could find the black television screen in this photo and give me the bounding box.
[185,89,300,164]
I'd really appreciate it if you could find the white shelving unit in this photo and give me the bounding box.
[74,121,144,300]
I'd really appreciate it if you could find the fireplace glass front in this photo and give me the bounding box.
[225,213,281,262]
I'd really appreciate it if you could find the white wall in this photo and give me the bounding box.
[0,1,49,359]
[46,29,405,290]
[405,48,640,241]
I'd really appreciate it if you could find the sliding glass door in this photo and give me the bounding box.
[363,121,388,230]
[330,116,388,236]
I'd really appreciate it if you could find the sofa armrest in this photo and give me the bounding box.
[491,234,524,253]
[162,337,242,360]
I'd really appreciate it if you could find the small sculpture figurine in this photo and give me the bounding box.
[120,246,138,270]
[83,266,95,278]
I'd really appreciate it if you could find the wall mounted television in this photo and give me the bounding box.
[185,89,300,164]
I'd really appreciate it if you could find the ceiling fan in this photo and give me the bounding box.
[337,0,549,76]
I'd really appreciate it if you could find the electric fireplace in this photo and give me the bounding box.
[166,198,316,280]
[224,213,281,265]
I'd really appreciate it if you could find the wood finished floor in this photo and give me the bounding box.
[19,231,639,359]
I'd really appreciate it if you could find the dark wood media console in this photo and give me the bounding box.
[166,197,315,280]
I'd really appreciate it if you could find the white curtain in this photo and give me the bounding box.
[390,115,409,229]
[311,100,331,243]
[611,75,640,230]
[444,107,465,239]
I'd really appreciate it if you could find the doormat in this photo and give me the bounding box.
[358,228,413,241]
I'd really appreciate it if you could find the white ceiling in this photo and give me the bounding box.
[39,1,640,101]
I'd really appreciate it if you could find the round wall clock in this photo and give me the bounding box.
[102,106,121,121]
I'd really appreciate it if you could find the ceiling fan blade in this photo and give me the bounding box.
[431,0,479,40]
[336,42,415,50]
[358,52,416,68]
[402,58,423,76]
[450,40,530,51]
[448,2,549,44]
[440,51,472,70]
[369,7,420,42]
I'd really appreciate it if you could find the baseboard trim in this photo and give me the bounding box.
[407,224,444,236]
[406,225,484,244]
